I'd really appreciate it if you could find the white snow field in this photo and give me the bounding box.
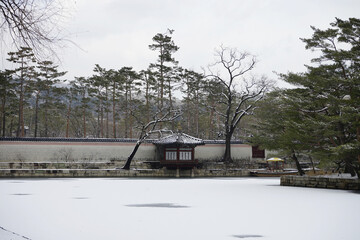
[0,178,359,240]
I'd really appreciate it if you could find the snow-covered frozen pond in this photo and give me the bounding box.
[0,178,359,240]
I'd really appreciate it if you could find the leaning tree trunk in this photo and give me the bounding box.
[291,150,305,176]
[122,141,142,170]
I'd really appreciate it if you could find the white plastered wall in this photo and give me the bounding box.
[0,142,256,162]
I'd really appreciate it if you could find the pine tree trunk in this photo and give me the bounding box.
[96,108,100,138]
[124,89,128,138]
[159,56,164,129]
[106,87,109,138]
[1,93,6,137]
[208,105,214,139]
[291,150,305,176]
[100,103,104,138]
[344,161,356,177]
[83,105,86,138]
[66,98,72,138]
[357,117,360,167]
[10,118,14,137]
[168,81,174,130]
[18,63,25,137]
[145,81,150,124]
[44,88,51,137]
[129,89,132,138]
[195,93,199,137]
[308,155,316,174]
[112,87,116,138]
[34,93,39,137]
[18,79,25,137]
[186,98,190,133]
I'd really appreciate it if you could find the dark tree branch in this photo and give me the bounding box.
[122,108,182,170]
[0,0,72,59]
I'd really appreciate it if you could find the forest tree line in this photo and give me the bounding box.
[0,31,243,140]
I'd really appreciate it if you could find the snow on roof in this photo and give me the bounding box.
[153,133,205,146]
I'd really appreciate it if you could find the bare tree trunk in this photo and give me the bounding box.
[223,132,232,162]
[122,109,182,170]
[122,141,141,170]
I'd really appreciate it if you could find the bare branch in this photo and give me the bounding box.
[0,0,74,60]
[204,45,271,162]
[122,108,182,169]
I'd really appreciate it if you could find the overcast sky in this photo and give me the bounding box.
[2,0,360,88]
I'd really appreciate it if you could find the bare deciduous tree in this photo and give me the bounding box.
[206,46,271,162]
[0,0,71,58]
[122,108,182,170]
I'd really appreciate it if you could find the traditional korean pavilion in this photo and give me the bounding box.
[152,132,204,169]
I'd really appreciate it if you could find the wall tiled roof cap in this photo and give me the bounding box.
[152,133,204,146]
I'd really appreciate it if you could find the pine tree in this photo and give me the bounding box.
[266,18,360,176]
[118,67,140,138]
[108,69,124,138]
[149,29,179,112]
[74,77,91,138]
[0,70,16,137]
[36,60,66,137]
[89,64,110,138]
[62,80,79,138]
[139,68,157,124]
[7,47,36,137]
[180,68,205,137]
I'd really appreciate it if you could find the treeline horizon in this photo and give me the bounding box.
[0,30,247,140]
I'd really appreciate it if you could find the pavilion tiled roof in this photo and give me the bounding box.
[152,133,205,146]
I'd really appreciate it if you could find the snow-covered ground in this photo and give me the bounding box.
[0,178,359,240]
